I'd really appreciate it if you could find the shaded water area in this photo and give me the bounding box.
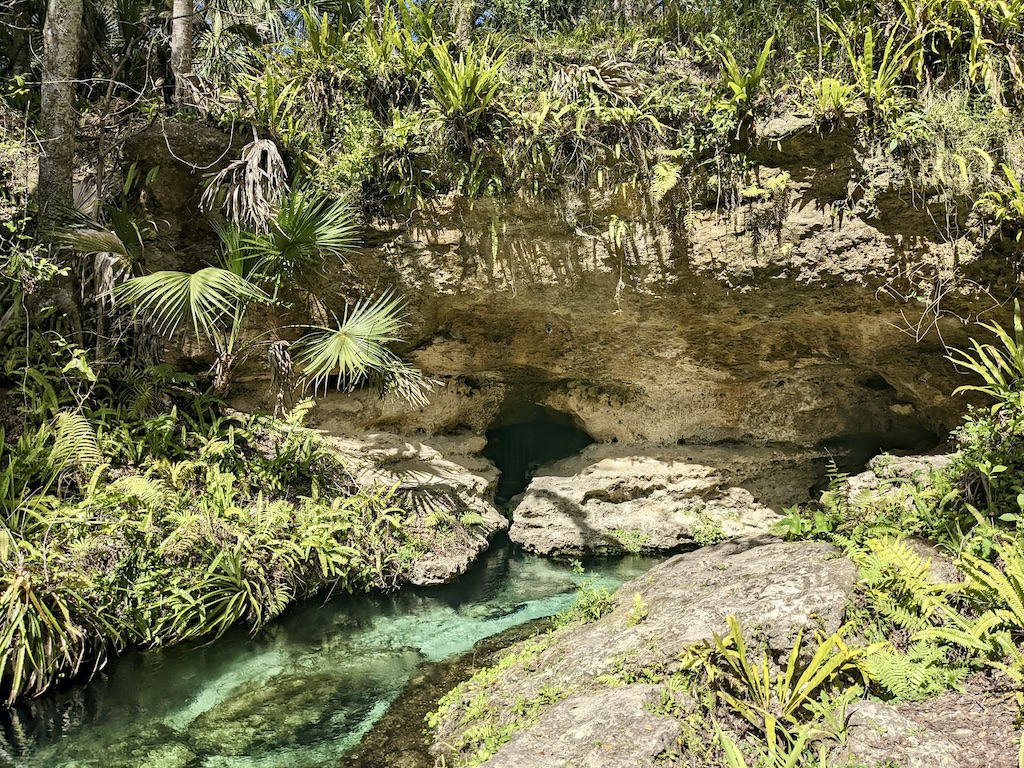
[0,541,660,768]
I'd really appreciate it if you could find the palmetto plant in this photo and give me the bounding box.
[245,189,359,289]
[292,292,431,406]
[201,138,289,233]
[107,189,424,400]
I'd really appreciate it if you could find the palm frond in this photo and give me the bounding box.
[248,189,359,279]
[201,138,288,233]
[59,228,132,259]
[113,268,269,341]
[291,293,430,405]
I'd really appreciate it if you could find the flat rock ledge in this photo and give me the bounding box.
[509,444,824,556]
[840,700,965,768]
[430,537,858,767]
[324,431,508,585]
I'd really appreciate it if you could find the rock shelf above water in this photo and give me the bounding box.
[508,443,825,556]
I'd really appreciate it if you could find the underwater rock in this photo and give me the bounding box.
[186,666,397,757]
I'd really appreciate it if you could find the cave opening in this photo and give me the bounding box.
[482,403,594,507]
[820,425,942,476]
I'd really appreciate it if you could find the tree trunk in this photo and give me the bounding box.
[39,0,83,228]
[170,0,194,106]
[453,0,473,45]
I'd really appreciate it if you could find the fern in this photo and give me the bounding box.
[424,507,456,529]
[866,641,968,700]
[917,537,1024,685]
[50,411,102,476]
[651,161,683,201]
[818,459,849,517]
[853,537,957,633]
[960,541,1024,629]
[110,476,170,510]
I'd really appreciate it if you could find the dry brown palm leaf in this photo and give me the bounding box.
[201,138,288,232]
[552,54,641,105]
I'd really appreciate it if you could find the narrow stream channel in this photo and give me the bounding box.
[0,540,661,768]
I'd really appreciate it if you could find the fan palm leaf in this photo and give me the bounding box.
[113,268,268,342]
[291,293,430,405]
[60,228,130,258]
[292,293,407,379]
[247,189,359,280]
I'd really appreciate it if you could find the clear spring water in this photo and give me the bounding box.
[0,542,661,768]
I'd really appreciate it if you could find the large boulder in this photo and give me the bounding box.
[508,444,823,555]
[429,537,859,766]
[839,691,1021,768]
[844,452,955,507]
[322,430,508,585]
[839,700,965,768]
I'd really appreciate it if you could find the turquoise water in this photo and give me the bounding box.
[0,542,660,768]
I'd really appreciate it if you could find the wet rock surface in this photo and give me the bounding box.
[508,443,823,555]
[186,663,408,757]
[429,537,859,766]
[342,618,554,768]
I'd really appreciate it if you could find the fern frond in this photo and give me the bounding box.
[865,641,967,700]
[50,411,102,475]
[652,161,683,201]
[110,476,170,510]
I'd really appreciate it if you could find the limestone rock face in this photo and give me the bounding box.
[128,122,1005,453]
[482,685,687,768]
[430,538,858,766]
[322,430,508,585]
[845,452,955,505]
[508,444,824,555]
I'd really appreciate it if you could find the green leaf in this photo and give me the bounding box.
[114,268,269,342]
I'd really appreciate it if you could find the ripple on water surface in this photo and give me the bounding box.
[0,543,662,768]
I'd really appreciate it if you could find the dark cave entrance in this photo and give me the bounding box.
[482,403,595,507]
[820,425,942,476]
